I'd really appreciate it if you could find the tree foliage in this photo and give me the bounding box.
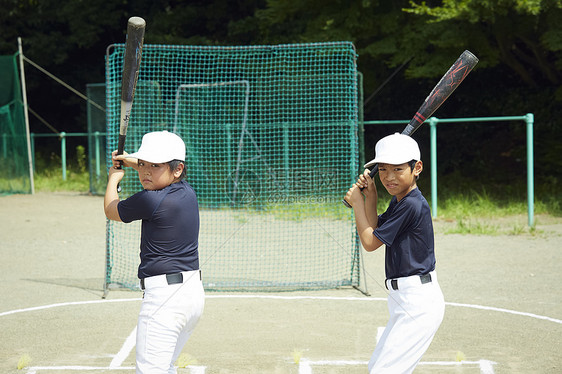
[0,0,560,186]
[404,0,562,88]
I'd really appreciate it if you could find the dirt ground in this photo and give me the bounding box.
[0,192,561,374]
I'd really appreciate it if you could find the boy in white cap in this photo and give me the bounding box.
[345,133,444,374]
[104,131,204,374]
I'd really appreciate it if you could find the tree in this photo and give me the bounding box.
[0,0,559,187]
[404,0,562,89]
[0,0,263,134]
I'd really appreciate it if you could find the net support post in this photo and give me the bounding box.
[17,37,35,194]
[525,113,534,227]
[102,219,110,299]
[95,131,101,178]
[60,132,67,180]
[429,117,439,218]
[30,133,35,172]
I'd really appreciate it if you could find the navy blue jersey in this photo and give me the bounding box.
[117,180,200,279]
[373,188,435,279]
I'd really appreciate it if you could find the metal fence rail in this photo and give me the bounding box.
[364,114,534,227]
[30,131,106,182]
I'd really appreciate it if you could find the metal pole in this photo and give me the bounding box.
[429,117,438,217]
[526,113,534,227]
[31,133,35,172]
[61,132,66,180]
[18,37,35,194]
[95,131,101,178]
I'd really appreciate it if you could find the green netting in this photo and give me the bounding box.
[104,42,361,292]
[0,54,31,194]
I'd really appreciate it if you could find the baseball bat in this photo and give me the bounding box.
[116,16,145,192]
[343,50,479,208]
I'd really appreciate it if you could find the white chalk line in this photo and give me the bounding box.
[26,367,134,373]
[26,366,206,373]
[0,298,140,317]
[298,359,497,374]
[376,326,385,342]
[110,326,136,368]
[5,294,553,372]
[445,301,562,325]
[296,326,497,374]
[3,294,561,324]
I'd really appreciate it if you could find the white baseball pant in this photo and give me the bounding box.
[136,270,205,374]
[368,271,445,374]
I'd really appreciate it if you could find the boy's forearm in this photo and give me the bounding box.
[104,177,122,221]
[353,202,383,252]
[365,195,378,229]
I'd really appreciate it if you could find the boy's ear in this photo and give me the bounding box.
[414,160,423,176]
[174,162,185,178]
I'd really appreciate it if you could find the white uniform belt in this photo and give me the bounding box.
[385,270,436,291]
[140,270,201,290]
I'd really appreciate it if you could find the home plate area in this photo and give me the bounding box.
[25,358,496,374]
[24,326,496,374]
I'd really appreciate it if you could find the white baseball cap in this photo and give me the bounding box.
[126,131,186,163]
[364,133,421,168]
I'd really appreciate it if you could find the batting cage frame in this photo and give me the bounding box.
[103,42,364,295]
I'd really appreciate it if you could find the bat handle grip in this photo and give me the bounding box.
[342,164,379,208]
[401,123,417,136]
[116,134,126,193]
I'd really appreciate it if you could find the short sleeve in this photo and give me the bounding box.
[117,190,159,223]
[373,197,417,247]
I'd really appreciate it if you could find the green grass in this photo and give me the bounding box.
[33,145,93,193]
[444,219,500,235]
[439,217,541,236]
[34,167,90,192]
[415,172,562,235]
[430,189,551,235]
[6,152,561,237]
[0,169,90,194]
